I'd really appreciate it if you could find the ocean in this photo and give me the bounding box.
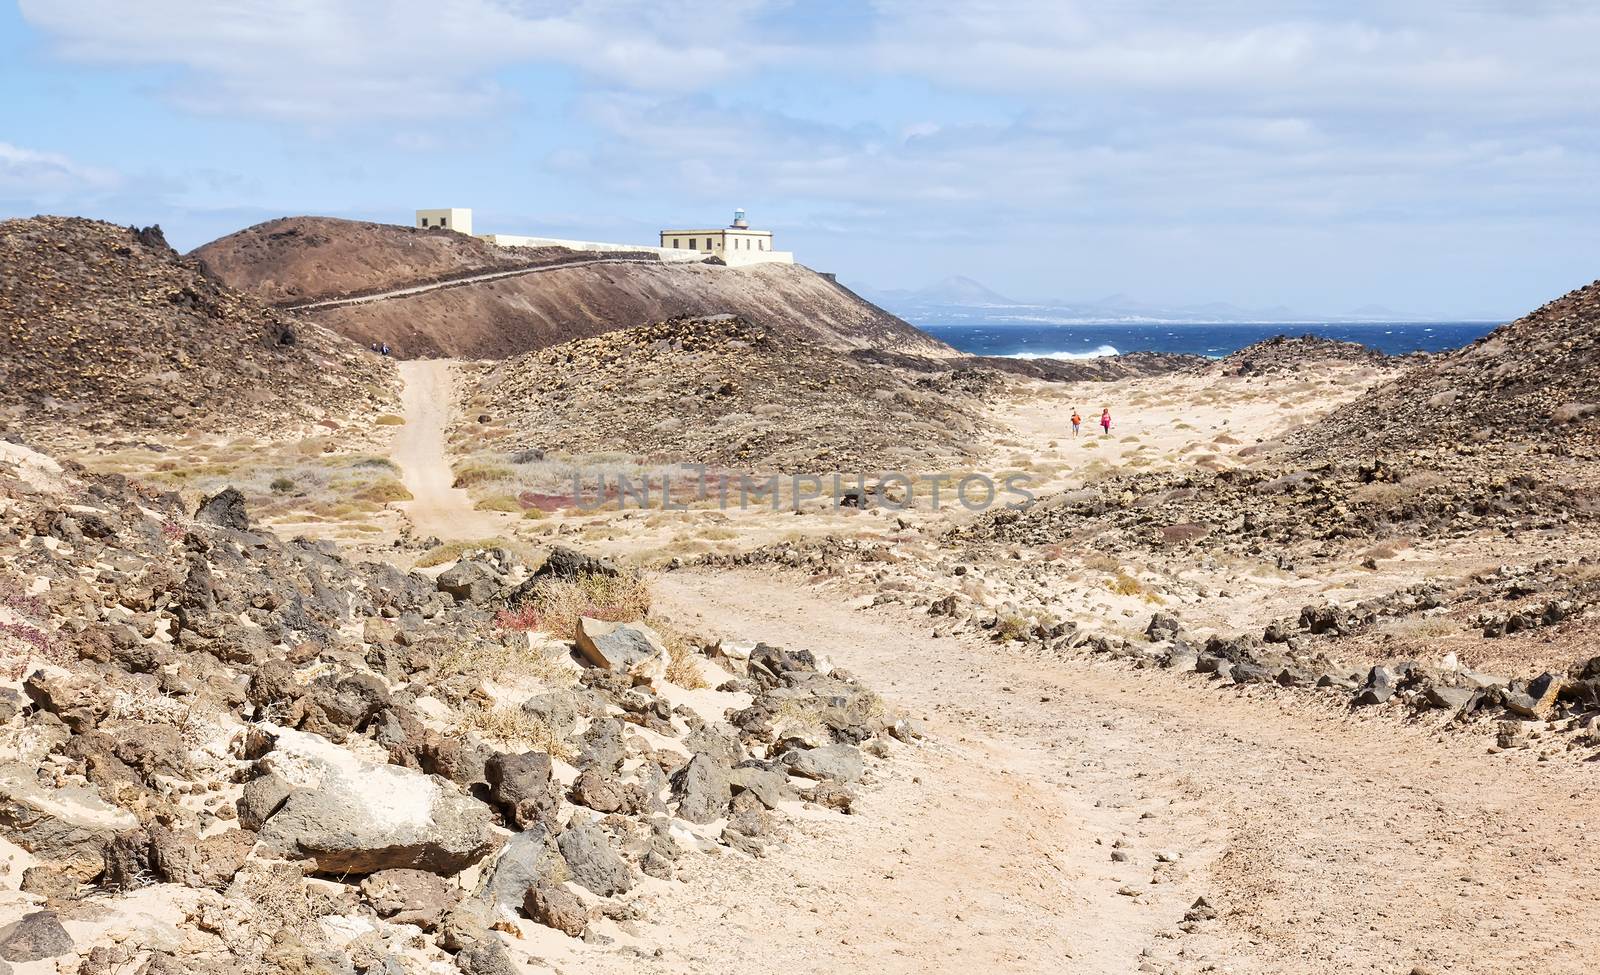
[917,321,1499,360]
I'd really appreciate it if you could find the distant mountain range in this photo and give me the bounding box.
[861,275,1486,324]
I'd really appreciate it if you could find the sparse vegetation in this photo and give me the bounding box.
[455,702,575,760]
[499,571,653,638]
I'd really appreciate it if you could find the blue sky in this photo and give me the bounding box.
[3,1,1598,318]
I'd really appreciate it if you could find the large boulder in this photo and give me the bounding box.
[360,868,460,930]
[477,827,565,915]
[534,545,624,581]
[556,823,632,897]
[523,884,587,937]
[780,744,864,784]
[729,766,794,809]
[0,910,73,962]
[484,751,556,828]
[1145,612,1182,643]
[574,618,668,683]
[1505,672,1567,720]
[254,725,497,875]
[436,559,501,605]
[672,752,732,824]
[148,825,253,889]
[0,764,139,879]
[195,487,250,531]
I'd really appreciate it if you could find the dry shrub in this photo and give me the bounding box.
[772,698,831,744]
[1382,615,1461,642]
[994,613,1031,642]
[499,571,653,639]
[1353,481,1418,512]
[375,414,406,426]
[355,478,413,503]
[666,653,708,689]
[474,495,522,512]
[1110,571,1146,597]
[452,464,514,489]
[433,634,571,687]
[455,703,574,760]
[655,621,710,689]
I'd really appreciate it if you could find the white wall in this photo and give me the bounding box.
[478,234,704,263]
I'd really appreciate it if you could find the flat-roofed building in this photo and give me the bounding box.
[660,209,794,267]
[415,208,473,235]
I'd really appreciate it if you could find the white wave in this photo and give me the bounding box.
[999,344,1121,360]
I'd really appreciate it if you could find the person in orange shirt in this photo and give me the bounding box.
[1070,410,1082,437]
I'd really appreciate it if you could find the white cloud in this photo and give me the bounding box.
[0,143,120,196]
[18,0,777,123]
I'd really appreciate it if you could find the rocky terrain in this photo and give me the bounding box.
[0,440,901,972]
[1209,333,1397,376]
[197,218,951,360]
[8,201,1600,972]
[1302,281,1600,455]
[459,313,1001,473]
[0,217,393,437]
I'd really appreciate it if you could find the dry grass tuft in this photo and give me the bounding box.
[455,703,575,760]
[474,495,523,513]
[433,634,572,687]
[500,571,652,639]
[994,613,1031,642]
[414,538,535,569]
[655,621,710,689]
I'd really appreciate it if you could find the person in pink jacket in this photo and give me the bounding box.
[1100,408,1112,435]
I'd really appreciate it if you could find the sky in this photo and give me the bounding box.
[2,1,1598,319]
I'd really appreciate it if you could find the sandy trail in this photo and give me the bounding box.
[392,358,508,541]
[625,567,1600,975]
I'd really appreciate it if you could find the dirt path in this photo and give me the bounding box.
[621,567,1600,975]
[391,359,508,541]
[286,257,661,311]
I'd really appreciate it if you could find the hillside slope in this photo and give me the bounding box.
[462,313,997,473]
[0,216,391,435]
[194,217,952,359]
[1295,282,1600,455]
[192,215,573,305]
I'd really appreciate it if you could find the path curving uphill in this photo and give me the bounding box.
[286,257,660,311]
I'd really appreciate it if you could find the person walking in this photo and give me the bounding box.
[1100,408,1112,435]
[1071,410,1082,437]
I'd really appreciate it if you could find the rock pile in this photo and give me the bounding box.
[0,442,902,971]
[464,313,1002,472]
[1211,334,1396,377]
[0,216,393,435]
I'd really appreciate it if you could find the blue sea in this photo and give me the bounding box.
[918,321,1499,360]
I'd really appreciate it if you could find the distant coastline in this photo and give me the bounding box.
[917,320,1498,359]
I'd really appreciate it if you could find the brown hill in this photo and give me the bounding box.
[1296,282,1600,456]
[0,216,392,435]
[191,215,554,304]
[193,216,953,360]
[462,313,998,473]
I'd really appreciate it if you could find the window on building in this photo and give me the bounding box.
[759,240,766,250]
[673,238,681,248]
[421,218,429,227]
